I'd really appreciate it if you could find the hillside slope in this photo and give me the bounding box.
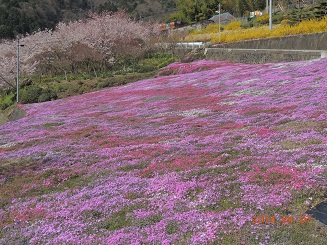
[0,59,327,244]
[0,0,175,39]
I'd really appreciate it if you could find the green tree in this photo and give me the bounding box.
[168,0,220,24]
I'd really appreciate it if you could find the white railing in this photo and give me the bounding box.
[157,42,205,49]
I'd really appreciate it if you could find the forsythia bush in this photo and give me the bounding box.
[280,19,292,26]
[190,23,223,35]
[224,21,242,30]
[256,14,270,24]
[186,16,327,43]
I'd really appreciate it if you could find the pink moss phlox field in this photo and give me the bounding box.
[1,58,327,244]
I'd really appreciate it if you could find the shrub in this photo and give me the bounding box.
[187,15,327,43]
[202,23,222,33]
[256,14,270,24]
[0,104,6,111]
[281,19,292,26]
[101,210,132,231]
[273,12,287,24]
[224,21,242,31]
[38,89,58,102]
[1,92,16,109]
[166,220,180,234]
[181,49,205,63]
[20,87,42,104]
[20,86,58,104]
[135,214,162,228]
[20,79,33,88]
[96,79,112,89]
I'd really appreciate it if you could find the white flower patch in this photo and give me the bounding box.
[178,109,211,117]
[220,101,237,105]
[0,142,17,148]
[149,111,175,118]
[278,80,291,85]
[233,88,273,96]
[236,78,259,86]
[151,109,211,118]
[310,81,323,88]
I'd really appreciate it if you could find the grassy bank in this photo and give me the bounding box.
[0,53,177,110]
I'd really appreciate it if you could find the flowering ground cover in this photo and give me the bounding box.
[1,59,327,244]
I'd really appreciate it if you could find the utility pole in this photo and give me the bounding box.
[215,3,221,43]
[219,3,221,43]
[16,39,24,103]
[269,0,273,30]
[266,0,269,13]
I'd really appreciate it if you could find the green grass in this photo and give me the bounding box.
[101,209,133,231]
[166,220,180,235]
[0,162,95,210]
[276,120,327,133]
[43,122,63,129]
[280,139,324,150]
[134,214,162,228]
[215,220,327,244]
[0,52,178,109]
[118,162,149,172]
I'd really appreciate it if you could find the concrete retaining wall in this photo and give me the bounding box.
[214,32,327,50]
[173,48,193,59]
[205,48,326,63]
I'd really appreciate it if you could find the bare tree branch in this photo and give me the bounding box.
[0,74,15,90]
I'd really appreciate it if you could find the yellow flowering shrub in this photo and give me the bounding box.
[256,14,270,24]
[224,21,242,30]
[185,16,327,43]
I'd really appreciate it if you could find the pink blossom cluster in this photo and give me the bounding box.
[0,12,156,86]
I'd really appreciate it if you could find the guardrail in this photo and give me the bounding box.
[156,42,205,49]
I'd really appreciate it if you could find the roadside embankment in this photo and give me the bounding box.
[213,32,327,50]
[205,48,326,63]
[204,32,327,63]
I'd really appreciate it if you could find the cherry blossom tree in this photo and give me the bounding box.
[0,11,158,88]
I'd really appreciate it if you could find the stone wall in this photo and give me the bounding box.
[166,33,327,63]
[214,32,327,50]
[205,48,326,63]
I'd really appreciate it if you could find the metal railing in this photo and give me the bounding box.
[157,42,205,49]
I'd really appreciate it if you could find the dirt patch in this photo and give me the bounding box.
[0,105,26,126]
